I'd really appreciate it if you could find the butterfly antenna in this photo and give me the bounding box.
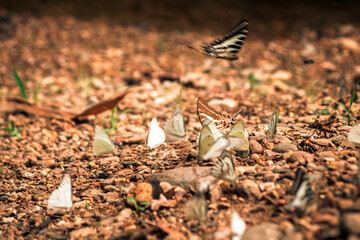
[232,106,246,121]
[187,45,202,53]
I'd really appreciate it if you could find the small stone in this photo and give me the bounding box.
[190,149,198,158]
[272,143,298,153]
[115,208,132,222]
[127,182,153,206]
[250,140,263,154]
[70,227,96,239]
[343,213,360,234]
[2,217,16,224]
[327,160,346,171]
[242,223,283,240]
[318,151,339,162]
[103,192,119,203]
[287,151,313,165]
[104,185,119,192]
[312,212,339,226]
[237,179,262,200]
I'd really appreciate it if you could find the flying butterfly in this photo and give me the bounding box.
[269,106,278,139]
[188,19,249,61]
[184,192,207,221]
[197,97,245,132]
[93,125,115,156]
[147,118,166,149]
[163,106,188,143]
[47,174,73,210]
[210,150,236,181]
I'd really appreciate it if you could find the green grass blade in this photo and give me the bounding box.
[325,99,349,114]
[12,70,28,100]
[349,80,360,111]
[33,81,42,103]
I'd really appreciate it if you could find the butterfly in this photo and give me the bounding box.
[147,118,166,148]
[269,106,278,139]
[285,170,314,211]
[348,124,360,146]
[228,120,249,152]
[198,119,222,159]
[93,125,115,156]
[184,192,207,221]
[47,174,73,210]
[188,19,248,61]
[231,210,246,240]
[197,97,245,132]
[210,150,236,181]
[163,106,188,143]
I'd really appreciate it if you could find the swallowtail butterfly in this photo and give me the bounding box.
[285,170,314,211]
[163,106,188,143]
[210,150,236,181]
[93,125,115,156]
[197,97,245,132]
[47,174,73,210]
[189,19,248,61]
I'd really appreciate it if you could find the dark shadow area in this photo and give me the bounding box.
[0,0,360,39]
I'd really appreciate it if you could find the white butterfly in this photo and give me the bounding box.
[231,210,246,240]
[147,118,166,148]
[163,106,188,143]
[228,120,249,152]
[210,150,236,181]
[93,125,115,156]
[198,120,222,159]
[348,124,360,146]
[47,174,73,210]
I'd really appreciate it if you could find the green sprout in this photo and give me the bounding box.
[142,109,149,122]
[84,201,90,209]
[33,81,42,104]
[248,74,264,102]
[105,107,117,133]
[0,167,2,175]
[13,70,28,100]
[313,109,331,118]
[326,81,360,126]
[306,80,318,101]
[127,197,150,213]
[6,120,20,137]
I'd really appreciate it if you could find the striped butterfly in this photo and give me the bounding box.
[269,106,278,139]
[285,170,314,211]
[163,106,188,143]
[147,118,166,149]
[47,174,73,210]
[210,150,236,181]
[197,97,245,132]
[93,125,115,156]
[188,20,248,61]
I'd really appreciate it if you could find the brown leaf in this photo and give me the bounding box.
[72,88,131,121]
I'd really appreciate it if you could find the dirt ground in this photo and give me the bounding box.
[1,1,360,239]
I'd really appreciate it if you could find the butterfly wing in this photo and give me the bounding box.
[348,124,360,146]
[199,124,216,159]
[210,150,236,181]
[184,194,207,221]
[93,125,115,156]
[48,175,73,210]
[147,118,166,148]
[203,20,248,60]
[269,106,278,139]
[163,106,188,142]
[229,121,249,151]
[286,178,314,210]
[231,211,246,240]
[197,97,234,131]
